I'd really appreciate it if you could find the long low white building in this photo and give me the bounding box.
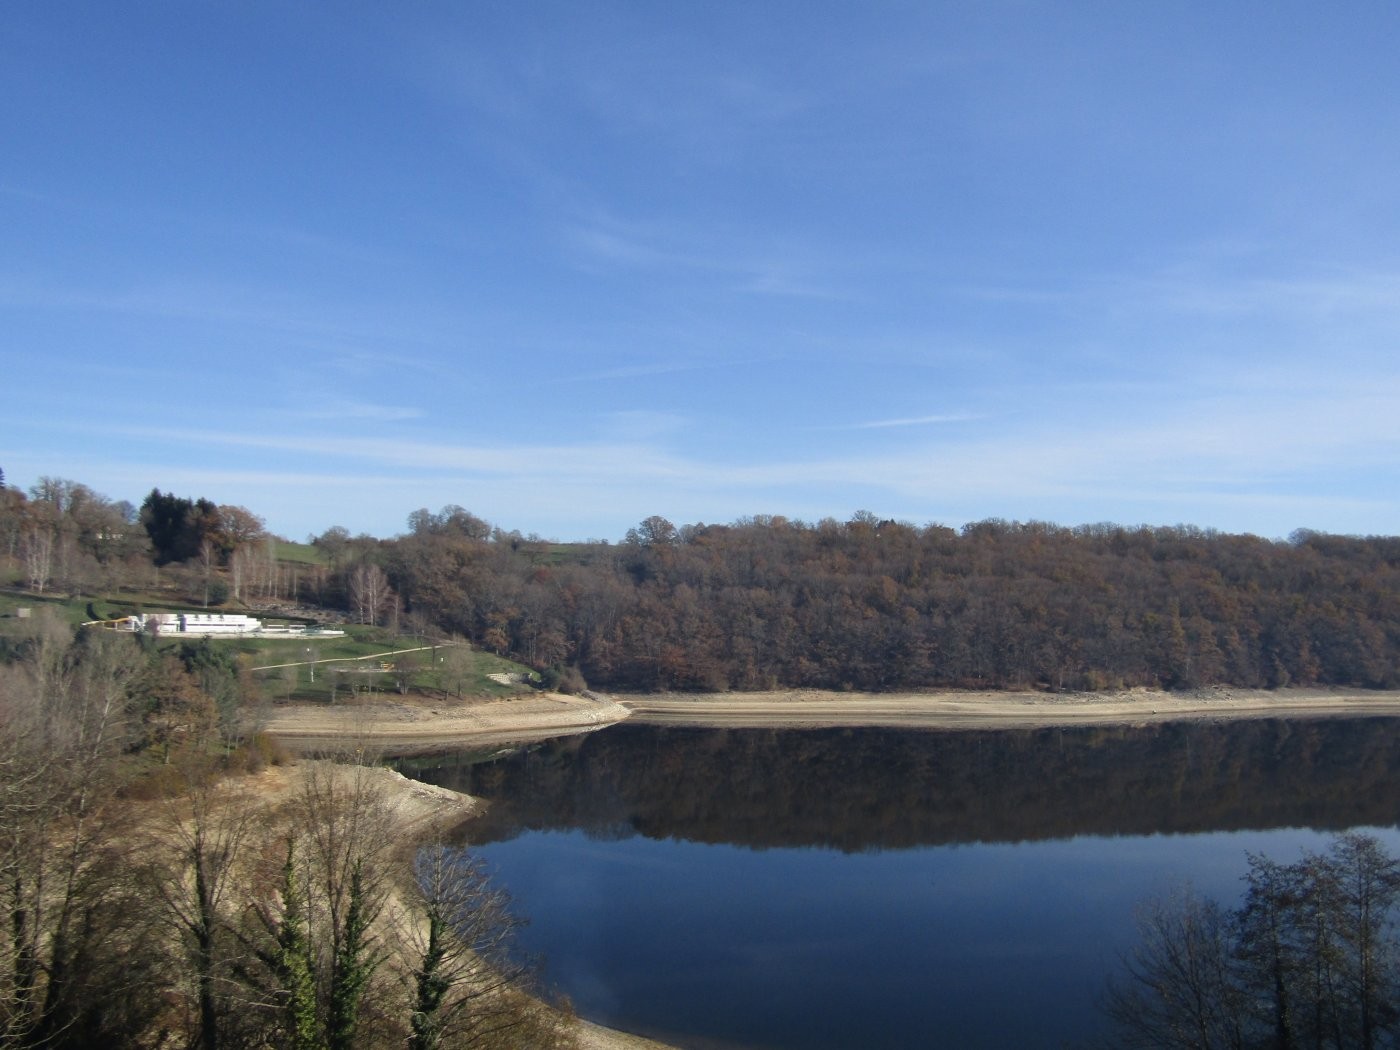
[106,612,345,638]
[142,612,262,635]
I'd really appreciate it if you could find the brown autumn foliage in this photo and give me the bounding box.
[358,512,1400,694]
[4,477,1397,695]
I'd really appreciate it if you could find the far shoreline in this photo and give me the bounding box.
[262,685,1400,756]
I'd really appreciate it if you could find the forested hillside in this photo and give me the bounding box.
[4,474,1399,695]
[375,513,1400,693]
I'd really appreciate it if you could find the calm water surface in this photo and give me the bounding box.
[400,719,1400,1049]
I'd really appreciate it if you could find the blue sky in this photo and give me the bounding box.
[5,2,1399,542]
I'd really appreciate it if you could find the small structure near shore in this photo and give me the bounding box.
[97,612,346,639]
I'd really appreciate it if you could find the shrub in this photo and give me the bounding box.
[557,666,588,695]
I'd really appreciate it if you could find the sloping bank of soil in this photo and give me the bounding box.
[262,692,632,757]
[246,761,673,1050]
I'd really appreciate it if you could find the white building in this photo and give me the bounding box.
[131,612,263,636]
[105,612,345,638]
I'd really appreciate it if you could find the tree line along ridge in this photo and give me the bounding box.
[3,476,1399,694]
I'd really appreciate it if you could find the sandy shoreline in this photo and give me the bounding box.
[616,685,1400,731]
[262,691,633,755]
[264,686,1400,756]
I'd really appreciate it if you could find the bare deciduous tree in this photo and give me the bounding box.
[436,639,476,700]
[1102,887,1248,1049]
[146,755,264,1050]
[19,524,54,594]
[400,844,541,1050]
[200,537,218,608]
[0,623,166,1048]
[1105,835,1400,1050]
[348,563,393,627]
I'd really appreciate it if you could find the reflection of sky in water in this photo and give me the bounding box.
[478,826,1400,1049]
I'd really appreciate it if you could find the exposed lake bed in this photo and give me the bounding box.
[268,685,1400,756]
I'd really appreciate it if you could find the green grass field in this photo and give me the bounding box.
[253,641,534,704]
[272,539,332,566]
[0,590,98,627]
[0,585,536,703]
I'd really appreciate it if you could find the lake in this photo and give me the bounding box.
[398,718,1400,1048]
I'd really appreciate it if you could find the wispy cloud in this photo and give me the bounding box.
[285,399,426,423]
[739,262,855,301]
[1,275,471,384]
[837,413,982,431]
[565,225,679,270]
[89,423,697,483]
[230,220,405,269]
[595,410,692,441]
[948,258,1400,327]
[0,182,67,205]
[13,364,1398,541]
[1155,272,1400,331]
[564,216,855,300]
[0,277,357,340]
[558,361,707,384]
[84,369,1398,493]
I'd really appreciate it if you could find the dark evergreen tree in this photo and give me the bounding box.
[261,840,321,1050]
[409,904,451,1050]
[327,861,379,1050]
[141,488,197,564]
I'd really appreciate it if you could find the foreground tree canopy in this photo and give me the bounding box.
[5,474,1400,694]
[0,613,571,1049]
[1106,834,1400,1050]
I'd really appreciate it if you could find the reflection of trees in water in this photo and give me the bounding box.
[400,719,1400,851]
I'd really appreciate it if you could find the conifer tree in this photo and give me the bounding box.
[270,840,321,1050]
[328,860,379,1050]
[408,894,452,1050]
